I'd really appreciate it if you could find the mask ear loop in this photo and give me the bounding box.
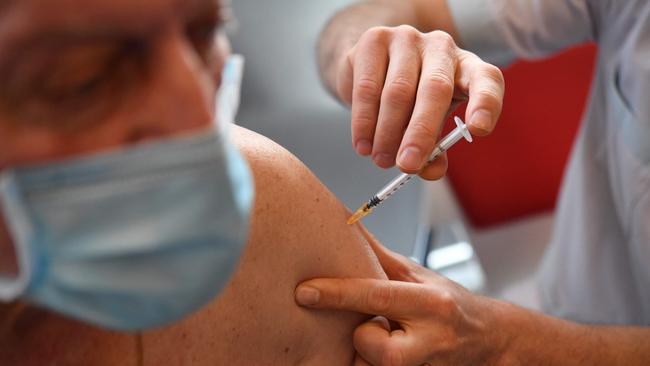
[216,54,245,138]
[0,172,33,302]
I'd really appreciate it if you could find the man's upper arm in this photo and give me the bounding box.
[448,0,600,65]
[141,126,387,365]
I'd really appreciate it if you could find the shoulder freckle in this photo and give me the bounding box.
[232,126,313,205]
[231,126,354,227]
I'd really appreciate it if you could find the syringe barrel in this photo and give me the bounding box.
[438,128,465,151]
[376,172,413,201]
[427,146,445,163]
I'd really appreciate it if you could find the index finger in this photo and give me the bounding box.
[295,278,426,319]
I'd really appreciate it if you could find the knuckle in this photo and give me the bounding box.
[407,121,438,141]
[435,290,459,318]
[422,72,454,100]
[383,78,416,107]
[394,24,417,33]
[332,285,346,308]
[475,88,503,105]
[481,63,505,84]
[426,72,455,92]
[355,78,383,103]
[473,88,504,115]
[394,24,420,41]
[352,113,377,132]
[363,26,391,44]
[428,30,456,49]
[367,284,394,314]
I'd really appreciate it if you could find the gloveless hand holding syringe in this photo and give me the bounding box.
[347,116,473,225]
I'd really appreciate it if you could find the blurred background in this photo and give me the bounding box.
[230,0,595,310]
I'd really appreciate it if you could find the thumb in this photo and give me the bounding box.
[354,318,432,366]
[354,353,373,366]
[295,278,426,319]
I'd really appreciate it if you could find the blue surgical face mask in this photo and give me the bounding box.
[0,55,254,331]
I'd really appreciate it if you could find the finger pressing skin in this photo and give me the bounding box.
[397,31,457,174]
[372,26,422,168]
[457,51,505,137]
[351,28,391,156]
[295,278,423,319]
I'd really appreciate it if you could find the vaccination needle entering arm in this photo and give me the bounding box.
[347,116,473,225]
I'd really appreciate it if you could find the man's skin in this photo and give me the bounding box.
[296,0,650,365]
[0,0,388,364]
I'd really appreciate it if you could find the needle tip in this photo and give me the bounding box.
[347,204,373,225]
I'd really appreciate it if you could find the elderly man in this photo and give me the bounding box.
[0,0,393,365]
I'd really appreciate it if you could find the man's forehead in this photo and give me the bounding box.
[1,0,221,35]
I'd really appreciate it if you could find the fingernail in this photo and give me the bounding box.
[470,109,493,133]
[397,147,423,171]
[373,153,394,168]
[295,286,320,306]
[355,139,372,156]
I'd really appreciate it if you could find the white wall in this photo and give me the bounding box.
[230,0,352,113]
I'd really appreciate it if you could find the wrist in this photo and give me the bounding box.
[480,297,524,366]
[480,298,592,366]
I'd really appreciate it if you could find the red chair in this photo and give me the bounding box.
[444,44,597,228]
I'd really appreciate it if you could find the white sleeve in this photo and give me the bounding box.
[448,0,597,66]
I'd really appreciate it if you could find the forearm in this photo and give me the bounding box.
[318,0,447,97]
[493,300,650,365]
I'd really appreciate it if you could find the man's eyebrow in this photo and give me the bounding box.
[0,22,137,60]
[0,0,225,63]
[7,0,224,41]
[1,29,133,60]
[0,30,139,82]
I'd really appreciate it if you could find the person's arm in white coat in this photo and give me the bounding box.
[318,0,505,181]
[296,237,650,366]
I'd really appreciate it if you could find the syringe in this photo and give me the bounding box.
[347,116,473,225]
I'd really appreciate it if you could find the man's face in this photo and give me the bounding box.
[0,0,231,170]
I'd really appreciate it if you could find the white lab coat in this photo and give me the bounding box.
[449,0,650,325]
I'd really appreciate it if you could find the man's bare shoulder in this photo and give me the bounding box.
[233,126,348,238]
[143,126,387,365]
[232,125,317,198]
[232,125,386,280]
